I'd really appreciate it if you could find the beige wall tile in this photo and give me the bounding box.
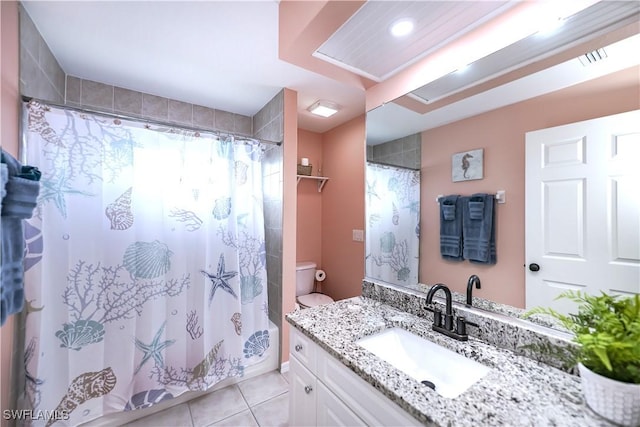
[193,105,214,129]
[234,114,252,135]
[66,76,81,104]
[214,109,234,132]
[114,87,142,116]
[142,93,168,120]
[18,6,40,60]
[38,38,64,96]
[81,79,114,110]
[168,100,193,125]
[19,46,38,97]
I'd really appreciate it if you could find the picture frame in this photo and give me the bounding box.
[452,148,483,182]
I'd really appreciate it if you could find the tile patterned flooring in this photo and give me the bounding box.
[124,370,290,427]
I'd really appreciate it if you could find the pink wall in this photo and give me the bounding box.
[296,129,323,267]
[321,115,366,301]
[1,1,19,421]
[420,67,640,308]
[281,88,298,364]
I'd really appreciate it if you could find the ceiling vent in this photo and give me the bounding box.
[579,48,608,66]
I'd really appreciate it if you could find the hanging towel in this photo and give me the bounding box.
[439,195,463,261]
[0,163,7,212]
[1,150,41,326]
[462,193,496,264]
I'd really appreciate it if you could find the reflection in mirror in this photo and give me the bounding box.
[365,133,421,287]
[363,1,640,331]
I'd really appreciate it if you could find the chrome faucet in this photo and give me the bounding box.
[425,283,471,341]
[466,275,481,306]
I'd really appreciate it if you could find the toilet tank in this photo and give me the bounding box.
[295,261,316,296]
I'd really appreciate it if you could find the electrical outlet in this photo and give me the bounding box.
[352,229,364,242]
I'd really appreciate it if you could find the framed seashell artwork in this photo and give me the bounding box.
[452,148,483,182]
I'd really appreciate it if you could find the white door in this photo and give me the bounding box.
[525,110,640,313]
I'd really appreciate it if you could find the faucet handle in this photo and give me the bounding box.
[425,305,443,328]
[433,310,443,328]
[456,316,479,336]
[456,316,467,336]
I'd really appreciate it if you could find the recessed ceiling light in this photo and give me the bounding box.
[390,18,414,38]
[307,100,340,118]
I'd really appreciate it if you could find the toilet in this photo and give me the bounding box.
[296,261,334,308]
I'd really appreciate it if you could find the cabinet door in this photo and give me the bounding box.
[289,356,317,426]
[316,382,366,427]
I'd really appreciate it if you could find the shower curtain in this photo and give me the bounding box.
[20,101,269,426]
[365,162,420,286]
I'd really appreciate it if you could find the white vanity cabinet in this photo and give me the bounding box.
[288,327,421,427]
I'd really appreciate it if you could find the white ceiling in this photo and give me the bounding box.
[316,0,513,81]
[366,33,640,145]
[409,0,640,104]
[20,1,365,134]
[20,0,640,143]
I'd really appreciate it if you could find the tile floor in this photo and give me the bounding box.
[124,370,290,427]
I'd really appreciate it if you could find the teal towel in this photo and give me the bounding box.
[462,193,496,264]
[439,195,463,261]
[1,150,41,326]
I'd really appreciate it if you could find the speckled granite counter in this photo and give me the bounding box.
[286,297,613,427]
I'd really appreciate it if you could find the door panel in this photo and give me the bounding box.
[543,179,585,258]
[526,110,640,313]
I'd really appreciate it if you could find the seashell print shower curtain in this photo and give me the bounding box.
[19,101,270,426]
[365,162,420,286]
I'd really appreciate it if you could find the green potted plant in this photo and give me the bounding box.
[527,291,640,426]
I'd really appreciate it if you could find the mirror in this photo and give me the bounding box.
[364,1,640,330]
[365,136,421,287]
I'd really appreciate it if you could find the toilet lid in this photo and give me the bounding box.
[297,293,334,307]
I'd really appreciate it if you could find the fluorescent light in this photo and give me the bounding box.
[307,100,340,118]
[390,19,414,38]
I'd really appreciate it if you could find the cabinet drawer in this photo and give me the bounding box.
[290,327,317,373]
[317,347,421,427]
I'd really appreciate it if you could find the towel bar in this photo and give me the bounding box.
[436,191,506,204]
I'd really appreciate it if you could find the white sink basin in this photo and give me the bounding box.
[357,327,491,398]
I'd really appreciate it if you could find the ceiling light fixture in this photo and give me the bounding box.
[307,100,340,118]
[390,18,414,38]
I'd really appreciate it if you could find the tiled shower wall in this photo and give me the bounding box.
[64,76,253,136]
[366,133,421,170]
[254,91,285,355]
[19,4,65,103]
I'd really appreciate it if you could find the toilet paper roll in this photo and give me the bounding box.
[315,269,326,282]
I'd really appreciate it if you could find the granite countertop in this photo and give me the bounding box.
[286,296,612,427]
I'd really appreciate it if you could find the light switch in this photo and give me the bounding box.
[352,229,364,242]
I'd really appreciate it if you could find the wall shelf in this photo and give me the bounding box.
[297,175,329,192]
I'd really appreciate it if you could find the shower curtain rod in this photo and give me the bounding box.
[21,96,282,146]
[366,160,420,172]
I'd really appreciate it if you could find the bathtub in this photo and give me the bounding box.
[83,321,279,426]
